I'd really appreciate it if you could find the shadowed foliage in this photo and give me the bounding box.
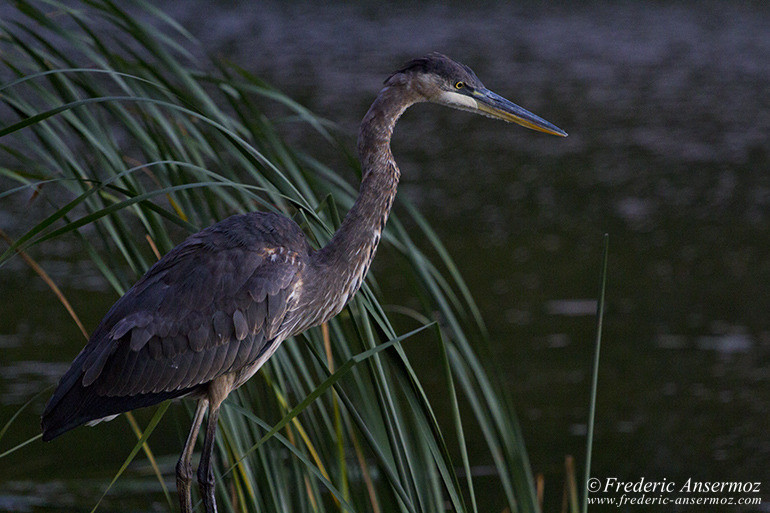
[0,1,540,512]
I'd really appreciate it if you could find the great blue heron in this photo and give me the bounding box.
[41,53,566,513]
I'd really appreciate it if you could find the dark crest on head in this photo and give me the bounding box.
[385,52,484,89]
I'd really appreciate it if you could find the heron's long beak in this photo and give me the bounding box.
[473,89,567,137]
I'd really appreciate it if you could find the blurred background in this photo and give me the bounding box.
[1,1,769,511]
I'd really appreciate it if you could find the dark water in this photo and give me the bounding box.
[2,1,770,511]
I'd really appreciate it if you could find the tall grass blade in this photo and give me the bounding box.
[89,401,171,513]
[582,234,609,513]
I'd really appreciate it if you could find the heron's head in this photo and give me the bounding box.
[386,53,567,137]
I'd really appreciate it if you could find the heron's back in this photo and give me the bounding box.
[42,211,309,441]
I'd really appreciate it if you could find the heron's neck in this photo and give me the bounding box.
[307,85,417,323]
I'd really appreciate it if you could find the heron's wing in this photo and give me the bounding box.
[48,213,307,411]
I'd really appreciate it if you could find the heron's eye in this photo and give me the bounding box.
[454,81,465,89]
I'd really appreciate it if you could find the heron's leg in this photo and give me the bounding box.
[176,398,208,513]
[197,397,223,513]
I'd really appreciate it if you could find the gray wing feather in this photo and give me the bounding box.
[233,310,249,341]
[78,212,308,398]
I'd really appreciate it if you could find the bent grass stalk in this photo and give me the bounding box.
[0,228,172,508]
